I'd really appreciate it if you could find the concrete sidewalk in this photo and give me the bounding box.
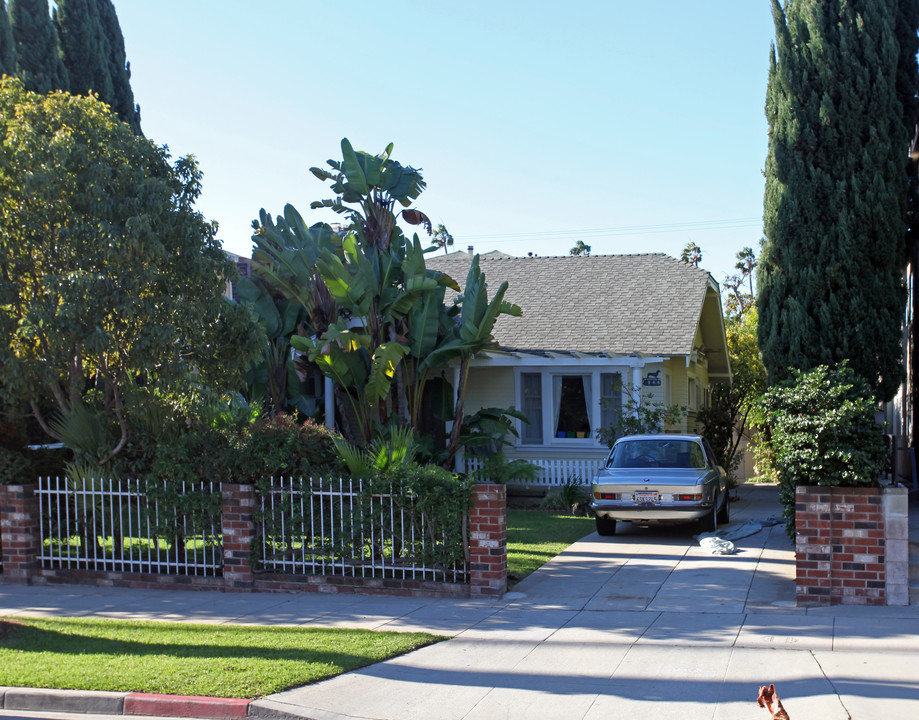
[2,483,918,719]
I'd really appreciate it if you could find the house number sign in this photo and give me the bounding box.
[642,371,662,387]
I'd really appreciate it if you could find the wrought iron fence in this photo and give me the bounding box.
[256,476,468,584]
[36,476,222,576]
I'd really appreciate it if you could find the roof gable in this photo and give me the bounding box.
[425,253,715,356]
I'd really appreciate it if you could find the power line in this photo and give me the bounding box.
[460,216,762,243]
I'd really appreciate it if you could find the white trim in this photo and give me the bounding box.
[513,358,662,449]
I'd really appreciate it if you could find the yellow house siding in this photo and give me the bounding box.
[463,366,516,417]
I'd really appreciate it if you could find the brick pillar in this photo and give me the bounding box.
[468,483,507,598]
[0,484,41,583]
[796,485,886,606]
[221,483,255,591]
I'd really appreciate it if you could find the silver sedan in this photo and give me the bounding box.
[590,434,729,536]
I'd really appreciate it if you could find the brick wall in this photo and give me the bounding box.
[1,482,508,599]
[795,486,886,606]
[468,483,507,598]
[221,483,255,591]
[0,484,41,583]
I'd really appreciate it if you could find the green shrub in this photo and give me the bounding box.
[0,446,29,484]
[759,363,886,538]
[372,463,474,568]
[470,451,538,484]
[238,415,341,484]
[540,476,591,514]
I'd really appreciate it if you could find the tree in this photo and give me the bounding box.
[431,223,454,254]
[0,1,15,75]
[53,0,140,133]
[723,245,758,321]
[0,78,263,466]
[8,0,68,93]
[569,240,591,256]
[679,241,702,266]
[697,307,767,483]
[92,0,140,132]
[251,139,521,463]
[759,0,919,401]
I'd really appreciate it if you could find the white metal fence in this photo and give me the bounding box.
[256,476,467,584]
[36,476,222,576]
[465,456,605,487]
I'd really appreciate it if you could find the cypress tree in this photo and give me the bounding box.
[0,1,16,76]
[759,0,918,402]
[54,0,111,101]
[95,0,140,133]
[54,0,139,133]
[8,0,67,94]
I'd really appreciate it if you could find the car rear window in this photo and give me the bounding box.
[607,439,707,469]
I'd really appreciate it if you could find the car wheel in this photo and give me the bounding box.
[698,504,717,533]
[595,515,617,536]
[716,492,730,524]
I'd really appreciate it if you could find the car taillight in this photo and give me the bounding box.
[594,492,618,500]
[676,494,703,501]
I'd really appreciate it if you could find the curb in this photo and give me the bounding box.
[0,686,251,719]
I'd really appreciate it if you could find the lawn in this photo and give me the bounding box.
[506,510,595,584]
[0,617,440,698]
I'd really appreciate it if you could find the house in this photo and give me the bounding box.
[425,252,731,482]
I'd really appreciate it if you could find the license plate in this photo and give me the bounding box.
[633,491,660,505]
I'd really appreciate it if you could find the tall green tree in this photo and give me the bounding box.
[54,0,140,133]
[252,139,521,462]
[8,0,67,93]
[759,0,919,401]
[0,1,16,75]
[0,78,262,464]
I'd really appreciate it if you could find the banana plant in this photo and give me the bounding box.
[251,139,521,457]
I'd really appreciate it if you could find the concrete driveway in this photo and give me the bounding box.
[252,484,919,720]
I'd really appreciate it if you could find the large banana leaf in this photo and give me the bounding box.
[365,342,409,407]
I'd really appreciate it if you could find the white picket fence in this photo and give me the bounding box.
[257,476,467,583]
[36,476,222,576]
[465,456,605,487]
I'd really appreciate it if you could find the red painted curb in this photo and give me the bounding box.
[124,693,250,719]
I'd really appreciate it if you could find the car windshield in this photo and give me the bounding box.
[607,439,708,469]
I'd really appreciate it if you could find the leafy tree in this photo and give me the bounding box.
[569,240,591,256]
[679,241,702,267]
[0,78,263,467]
[697,307,767,484]
[431,223,454,254]
[0,1,15,75]
[759,0,918,402]
[251,139,521,463]
[723,245,759,321]
[8,0,67,93]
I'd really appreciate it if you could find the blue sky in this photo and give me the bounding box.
[115,1,776,286]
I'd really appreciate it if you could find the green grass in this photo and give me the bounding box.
[0,616,441,698]
[506,510,594,583]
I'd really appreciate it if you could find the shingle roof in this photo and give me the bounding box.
[425,253,714,356]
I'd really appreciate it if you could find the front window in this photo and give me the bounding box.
[607,439,707,469]
[553,375,591,438]
[521,372,543,444]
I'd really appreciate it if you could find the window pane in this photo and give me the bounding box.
[600,372,622,435]
[521,373,543,444]
[555,375,591,437]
